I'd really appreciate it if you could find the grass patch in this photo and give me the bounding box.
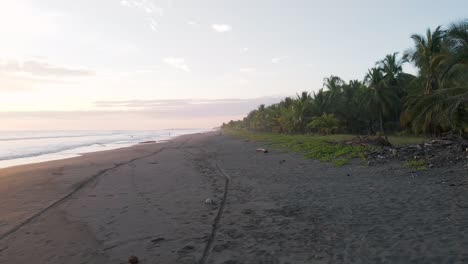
[224,129,428,167]
[332,159,349,167]
[224,129,365,166]
[387,135,427,146]
[405,159,427,171]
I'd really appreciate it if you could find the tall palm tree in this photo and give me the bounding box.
[311,88,328,116]
[403,26,445,94]
[442,19,468,85]
[322,75,345,112]
[405,20,468,135]
[379,52,403,83]
[291,91,312,132]
[365,67,399,134]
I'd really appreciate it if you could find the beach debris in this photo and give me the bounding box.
[204,198,214,204]
[151,237,165,243]
[139,140,156,144]
[364,135,468,168]
[256,148,269,153]
[181,244,195,251]
[343,135,392,147]
[128,255,139,264]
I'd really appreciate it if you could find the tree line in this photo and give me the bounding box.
[223,20,467,137]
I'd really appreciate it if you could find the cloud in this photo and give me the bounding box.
[120,0,164,32]
[148,17,158,31]
[120,0,131,7]
[241,47,249,53]
[187,21,198,26]
[0,58,94,78]
[93,97,283,116]
[239,68,256,73]
[0,1,60,37]
[120,0,163,15]
[212,24,232,33]
[271,56,289,64]
[163,57,191,72]
[0,97,285,130]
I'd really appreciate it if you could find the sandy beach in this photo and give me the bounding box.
[0,132,467,264]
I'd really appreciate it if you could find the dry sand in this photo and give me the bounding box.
[0,132,467,263]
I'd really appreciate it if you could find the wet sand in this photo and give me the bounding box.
[0,132,467,263]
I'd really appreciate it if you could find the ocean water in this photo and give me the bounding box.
[0,129,208,169]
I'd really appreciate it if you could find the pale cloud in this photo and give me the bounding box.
[120,0,164,32]
[187,21,198,26]
[93,97,282,115]
[163,57,191,72]
[120,0,131,7]
[120,0,164,15]
[239,68,256,73]
[212,24,232,33]
[271,56,289,64]
[148,17,158,31]
[0,58,94,78]
[0,1,61,39]
[238,77,249,86]
[242,47,249,52]
[114,69,158,78]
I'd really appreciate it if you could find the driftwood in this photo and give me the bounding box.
[256,148,269,153]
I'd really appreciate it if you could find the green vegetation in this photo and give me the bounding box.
[405,159,427,171]
[225,129,426,166]
[307,113,339,135]
[222,19,468,137]
[226,129,362,166]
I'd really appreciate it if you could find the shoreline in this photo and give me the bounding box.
[0,130,206,170]
[0,132,467,263]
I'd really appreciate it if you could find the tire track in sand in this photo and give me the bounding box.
[0,138,190,241]
[182,145,231,264]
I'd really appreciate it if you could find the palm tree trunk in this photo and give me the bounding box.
[379,111,385,135]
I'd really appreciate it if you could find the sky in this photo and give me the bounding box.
[0,0,466,130]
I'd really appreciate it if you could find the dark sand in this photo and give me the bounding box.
[0,132,467,263]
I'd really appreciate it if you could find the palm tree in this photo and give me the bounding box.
[405,87,467,135]
[291,91,312,132]
[403,26,445,94]
[405,20,468,135]
[380,53,403,81]
[322,75,345,112]
[307,113,339,135]
[365,67,399,134]
[311,89,328,116]
[442,19,468,85]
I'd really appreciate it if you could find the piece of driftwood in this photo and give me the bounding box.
[256,148,268,153]
[139,140,157,144]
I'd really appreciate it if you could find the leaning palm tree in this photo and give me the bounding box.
[405,20,468,135]
[403,26,446,94]
[365,67,399,134]
[406,87,467,135]
[441,19,468,86]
